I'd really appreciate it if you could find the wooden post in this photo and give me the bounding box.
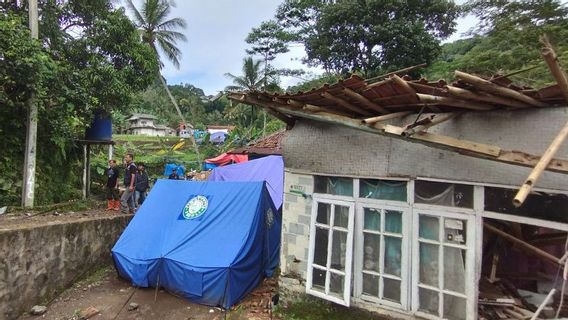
[82,144,87,200]
[86,144,91,198]
[22,0,39,208]
[484,223,561,265]
[513,39,568,207]
[108,144,114,161]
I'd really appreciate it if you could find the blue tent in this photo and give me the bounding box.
[208,155,284,210]
[112,180,281,308]
[164,163,185,177]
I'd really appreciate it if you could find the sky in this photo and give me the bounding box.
[125,0,478,96]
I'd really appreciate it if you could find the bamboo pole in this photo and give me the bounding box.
[342,87,389,114]
[530,288,557,320]
[416,93,494,111]
[363,111,412,124]
[402,112,462,136]
[484,223,561,265]
[455,70,548,107]
[365,63,427,83]
[513,39,568,207]
[392,75,442,112]
[446,86,531,108]
[321,92,373,116]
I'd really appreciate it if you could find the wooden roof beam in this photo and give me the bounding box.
[320,92,373,116]
[416,93,495,111]
[455,70,548,107]
[402,112,463,136]
[342,87,390,114]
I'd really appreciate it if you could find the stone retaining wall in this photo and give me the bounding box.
[0,214,131,320]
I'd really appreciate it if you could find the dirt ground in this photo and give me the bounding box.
[19,267,278,320]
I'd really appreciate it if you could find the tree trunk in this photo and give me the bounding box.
[159,74,201,164]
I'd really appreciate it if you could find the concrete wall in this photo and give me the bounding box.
[0,215,131,320]
[282,107,568,191]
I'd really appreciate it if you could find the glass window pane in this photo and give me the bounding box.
[385,210,402,233]
[419,243,439,287]
[384,236,402,277]
[419,215,439,241]
[312,268,326,291]
[360,179,407,201]
[316,203,331,225]
[419,288,439,316]
[444,294,466,320]
[314,227,329,266]
[364,208,381,231]
[362,273,379,297]
[444,247,466,294]
[334,205,349,228]
[363,233,381,272]
[415,180,473,208]
[314,176,353,196]
[383,278,401,303]
[329,272,344,297]
[444,218,467,245]
[330,231,347,271]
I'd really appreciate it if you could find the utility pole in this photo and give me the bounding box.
[22,0,39,208]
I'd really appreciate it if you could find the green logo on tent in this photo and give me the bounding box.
[182,195,208,219]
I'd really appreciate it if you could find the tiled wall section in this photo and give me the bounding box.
[281,170,314,281]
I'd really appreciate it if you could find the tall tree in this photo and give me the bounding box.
[126,0,201,158]
[267,0,459,77]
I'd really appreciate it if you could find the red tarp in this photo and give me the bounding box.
[205,153,248,166]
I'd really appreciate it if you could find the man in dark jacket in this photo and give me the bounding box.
[120,153,137,214]
[105,160,120,211]
[135,162,149,207]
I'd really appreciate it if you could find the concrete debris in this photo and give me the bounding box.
[127,302,139,311]
[30,305,47,315]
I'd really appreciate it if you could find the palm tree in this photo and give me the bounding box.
[225,57,270,133]
[126,0,201,159]
[225,57,266,91]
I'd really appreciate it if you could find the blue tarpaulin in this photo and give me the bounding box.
[112,180,281,308]
[208,156,284,210]
[164,163,185,177]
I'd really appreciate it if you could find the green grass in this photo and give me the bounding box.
[276,296,391,320]
[113,134,180,143]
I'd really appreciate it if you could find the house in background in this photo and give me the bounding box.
[229,72,568,320]
[127,113,175,136]
[228,129,285,160]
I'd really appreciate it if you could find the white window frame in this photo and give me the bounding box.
[306,197,355,306]
[354,200,411,310]
[411,208,476,320]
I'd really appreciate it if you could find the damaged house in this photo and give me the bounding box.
[229,46,568,319]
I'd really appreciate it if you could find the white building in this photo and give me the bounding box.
[127,113,175,136]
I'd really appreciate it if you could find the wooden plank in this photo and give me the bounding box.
[342,87,389,114]
[447,85,532,108]
[364,111,412,124]
[229,93,568,175]
[320,92,373,116]
[455,71,548,107]
[417,93,495,111]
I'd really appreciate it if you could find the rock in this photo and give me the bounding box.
[0,206,7,215]
[127,302,139,311]
[53,211,60,216]
[30,305,47,315]
[79,306,99,320]
[209,309,214,313]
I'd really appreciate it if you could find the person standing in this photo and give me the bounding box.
[135,162,149,207]
[105,160,120,211]
[120,153,137,214]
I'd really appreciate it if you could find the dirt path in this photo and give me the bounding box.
[19,267,278,320]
